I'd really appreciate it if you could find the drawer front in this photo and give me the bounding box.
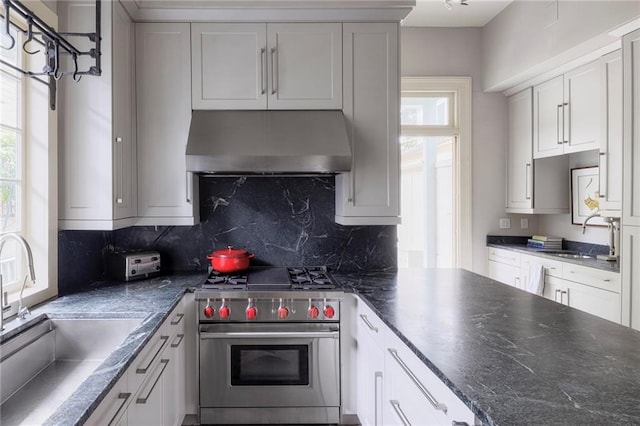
[356,299,386,349]
[562,263,621,293]
[520,253,562,278]
[488,261,520,288]
[386,333,475,426]
[487,247,520,268]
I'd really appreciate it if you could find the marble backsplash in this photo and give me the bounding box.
[58,176,397,295]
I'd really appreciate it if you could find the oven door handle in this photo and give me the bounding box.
[199,331,339,339]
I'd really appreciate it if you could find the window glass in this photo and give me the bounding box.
[401,96,450,126]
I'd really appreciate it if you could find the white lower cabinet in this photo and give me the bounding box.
[622,226,640,330]
[354,296,475,426]
[487,247,521,288]
[87,298,187,426]
[356,299,386,426]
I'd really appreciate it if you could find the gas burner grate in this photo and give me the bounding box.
[287,266,337,290]
[204,268,249,290]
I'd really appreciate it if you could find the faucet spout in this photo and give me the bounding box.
[582,211,601,234]
[0,233,37,331]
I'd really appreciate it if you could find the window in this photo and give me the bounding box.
[1,27,25,294]
[0,2,58,317]
[398,78,472,270]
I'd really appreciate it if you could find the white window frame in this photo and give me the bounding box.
[0,1,58,320]
[401,77,472,270]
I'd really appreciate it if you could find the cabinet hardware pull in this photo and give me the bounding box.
[452,422,470,426]
[388,348,448,413]
[557,104,563,144]
[375,371,383,426]
[603,279,611,282]
[136,335,169,374]
[360,314,378,333]
[390,400,411,426]
[561,290,568,305]
[171,333,185,348]
[554,289,561,302]
[525,163,531,200]
[270,47,276,95]
[260,47,265,95]
[107,392,131,426]
[136,359,169,404]
[598,152,606,198]
[171,312,184,325]
[185,172,192,204]
[563,102,569,144]
[115,136,124,206]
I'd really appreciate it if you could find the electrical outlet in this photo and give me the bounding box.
[521,218,529,229]
[499,218,511,229]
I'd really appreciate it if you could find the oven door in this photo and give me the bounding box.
[199,322,340,408]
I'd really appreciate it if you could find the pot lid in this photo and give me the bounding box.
[211,246,252,259]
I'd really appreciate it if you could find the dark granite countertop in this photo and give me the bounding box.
[0,272,205,426]
[335,269,640,425]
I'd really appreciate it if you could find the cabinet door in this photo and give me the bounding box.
[112,1,137,221]
[164,304,187,426]
[599,50,623,215]
[506,89,533,210]
[127,358,169,426]
[84,373,130,426]
[266,23,342,109]
[533,75,564,158]
[136,23,199,225]
[564,60,601,153]
[621,226,640,330]
[59,0,113,223]
[356,303,386,426]
[623,29,640,226]
[542,276,566,304]
[191,23,267,109]
[566,281,621,324]
[336,23,400,225]
[488,261,520,288]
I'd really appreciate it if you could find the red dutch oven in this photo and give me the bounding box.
[206,246,254,273]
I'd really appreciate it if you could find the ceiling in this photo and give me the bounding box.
[402,0,513,27]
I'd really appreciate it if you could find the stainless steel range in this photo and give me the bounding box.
[195,266,343,425]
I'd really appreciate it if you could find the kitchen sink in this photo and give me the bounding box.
[0,317,142,426]
[554,253,595,259]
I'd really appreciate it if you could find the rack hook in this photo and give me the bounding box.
[52,39,63,81]
[72,53,81,82]
[2,0,16,50]
[22,17,40,55]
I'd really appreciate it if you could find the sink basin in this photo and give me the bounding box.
[0,317,142,426]
[553,253,594,259]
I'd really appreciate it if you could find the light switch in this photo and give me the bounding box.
[521,218,529,229]
[499,218,511,229]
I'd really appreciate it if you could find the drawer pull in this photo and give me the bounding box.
[452,422,470,426]
[390,400,411,426]
[136,359,169,404]
[136,335,169,374]
[603,279,611,282]
[171,313,184,325]
[106,392,131,426]
[171,333,185,348]
[359,314,378,333]
[388,348,448,413]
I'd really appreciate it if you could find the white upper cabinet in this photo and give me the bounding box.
[506,88,569,214]
[599,49,623,216]
[191,23,342,110]
[336,23,400,225]
[506,89,534,211]
[623,29,640,227]
[59,0,137,230]
[533,60,601,158]
[136,23,199,225]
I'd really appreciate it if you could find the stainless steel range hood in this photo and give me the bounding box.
[186,110,352,174]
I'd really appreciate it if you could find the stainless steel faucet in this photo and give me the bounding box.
[0,233,37,331]
[582,211,601,234]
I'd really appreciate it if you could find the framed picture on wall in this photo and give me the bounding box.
[571,166,606,227]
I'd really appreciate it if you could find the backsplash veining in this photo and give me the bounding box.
[58,177,397,294]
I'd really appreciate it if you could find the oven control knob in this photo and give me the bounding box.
[219,305,230,319]
[204,305,215,319]
[323,305,335,319]
[246,306,258,320]
[278,306,289,320]
[308,305,320,319]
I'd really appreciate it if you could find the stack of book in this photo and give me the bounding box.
[527,235,563,250]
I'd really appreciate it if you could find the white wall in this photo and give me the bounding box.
[402,27,536,275]
[482,1,640,91]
